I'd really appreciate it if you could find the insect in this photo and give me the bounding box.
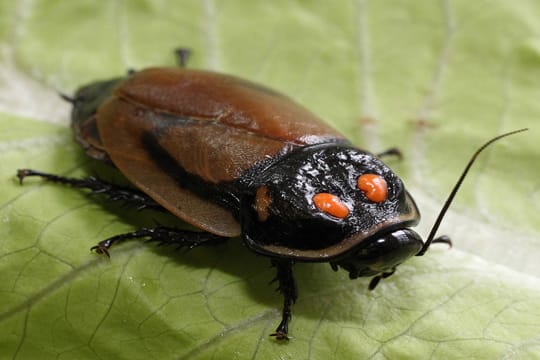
[17,50,527,340]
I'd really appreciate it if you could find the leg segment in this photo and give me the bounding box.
[270,260,298,340]
[174,48,191,67]
[92,226,227,257]
[377,147,403,160]
[17,169,162,211]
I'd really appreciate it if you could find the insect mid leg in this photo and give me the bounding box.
[91,226,228,257]
[269,260,298,340]
[17,169,162,211]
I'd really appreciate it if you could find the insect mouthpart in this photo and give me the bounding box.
[332,228,423,280]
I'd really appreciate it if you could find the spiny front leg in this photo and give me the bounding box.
[270,259,298,340]
[91,226,228,257]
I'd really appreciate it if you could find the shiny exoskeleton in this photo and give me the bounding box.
[17,50,526,340]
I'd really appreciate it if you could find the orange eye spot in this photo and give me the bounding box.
[357,174,387,203]
[313,193,350,218]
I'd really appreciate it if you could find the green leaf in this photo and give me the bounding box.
[1,1,540,359]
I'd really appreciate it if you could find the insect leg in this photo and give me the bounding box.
[91,226,227,257]
[376,147,403,160]
[269,259,297,340]
[174,48,191,67]
[17,169,162,211]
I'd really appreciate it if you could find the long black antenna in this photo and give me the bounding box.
[416,128,528,256]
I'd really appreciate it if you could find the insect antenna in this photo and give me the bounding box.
[416,128,528,256]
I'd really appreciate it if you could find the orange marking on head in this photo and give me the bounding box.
[255,186,272,221]
[312,193,349,218]
[357,174,387,203]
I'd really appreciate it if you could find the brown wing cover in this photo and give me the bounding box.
[96,68,346,236]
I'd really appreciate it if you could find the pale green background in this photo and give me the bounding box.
[1,1,540,359]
